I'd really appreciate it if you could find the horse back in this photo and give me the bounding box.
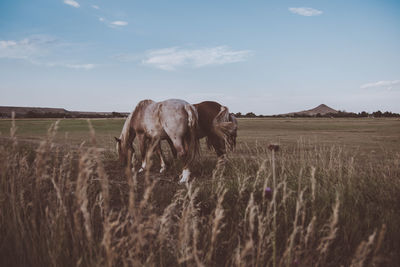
[158,99,194,135]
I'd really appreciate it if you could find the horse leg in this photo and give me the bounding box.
[128,147,136,171]
[167,138,178,159]
[210,134,227,167]
[157,142,167,173]
[137,134,148,173]
[169,137,186,158]
[214,144,227,165]
[168,137,191,183]
[179,154,195,184]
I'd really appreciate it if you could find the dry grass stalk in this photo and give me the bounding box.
[178,184,203,266]
[212,154,227,180]
[75,146,96,256]
[242,193,259,266]
[350,230,377,267]
[304,216,316,250]
[270,145,278,267]
[370,224,387,266]
[206,184,227,263]
[282,189,305,267]
[159,190,184,255]
[316,193,340,266]
[10,111,17,147]
[310,166,316,204]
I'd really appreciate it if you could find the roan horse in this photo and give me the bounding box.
[137,101,238,175]
[115,99,199,183]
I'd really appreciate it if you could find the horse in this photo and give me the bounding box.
[115,99,199,183]
[194,101,238,159]
[166,101,238,166]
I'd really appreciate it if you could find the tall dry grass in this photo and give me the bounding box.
[1,120,399,266]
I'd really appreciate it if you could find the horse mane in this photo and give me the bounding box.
[119,112,134,148]
[193,101,237,152]
[212,105,237,151]
[120,100,154,148]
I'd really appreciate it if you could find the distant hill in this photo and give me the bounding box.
[0,106,69,116]
[281,104,338,117]
[0,106,129,118]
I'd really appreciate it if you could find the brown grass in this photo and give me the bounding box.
[1,119,399,266]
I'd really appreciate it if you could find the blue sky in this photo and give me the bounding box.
[1,0,399,114]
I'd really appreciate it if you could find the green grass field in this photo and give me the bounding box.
[1,118,399,266]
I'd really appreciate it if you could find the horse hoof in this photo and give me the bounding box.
[138,168,144,173]
[178,177,187,184]
[160,167,166,174]
[178,169,191,183]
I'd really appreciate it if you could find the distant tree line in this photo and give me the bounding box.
[1,110,399,119]
[0,111,127,119]
[233,111,400,118]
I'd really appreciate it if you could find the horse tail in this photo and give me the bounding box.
[184,104,200,164]
[213,106,237,151]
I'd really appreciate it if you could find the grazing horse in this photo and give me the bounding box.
[195,101,237,158]
[167,101,238,165]
[115,99,199,183]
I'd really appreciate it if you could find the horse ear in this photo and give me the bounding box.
[114,137,121,143]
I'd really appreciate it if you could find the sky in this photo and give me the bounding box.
[0,0,399,114]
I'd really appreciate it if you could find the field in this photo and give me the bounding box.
[1,118,399,266]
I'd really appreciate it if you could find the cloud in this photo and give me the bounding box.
[141,46,252,71]
[0,40,17,48]
[289,7,323,16]
[63,0,80,8]
[32,61,96,70]
[360,80,400,90]
[36,62,95,70]
[64,63,95,70]
[113,53,141,62]
[0,35,56,60]
[0,36,95,70]
[97,18,128,28]
[110,21,128,26]
[92,5,100,9]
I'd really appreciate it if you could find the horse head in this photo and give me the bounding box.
[114,135,135,165]
[114,136,125,164]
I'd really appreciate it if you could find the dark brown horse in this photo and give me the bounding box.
[195,101,237,157]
